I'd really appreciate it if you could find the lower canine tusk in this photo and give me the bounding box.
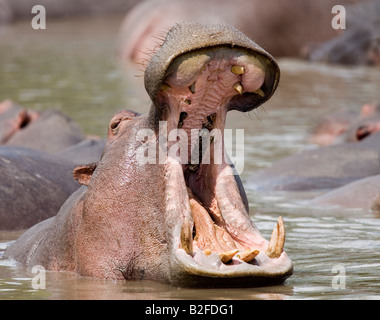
[265,216,285,259]
[181,218,193,256]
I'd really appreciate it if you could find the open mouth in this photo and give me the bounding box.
[155,45,293,285]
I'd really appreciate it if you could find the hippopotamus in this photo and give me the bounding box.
[118,0,370,66]
[344,114,380,143]
[0,0,140,25]
[309,101,380,146]
[0,100,87,153]
[0,146,80,230]
[5,109,86,153]
[250,131,380,192]
[306,0,380,65]
[310,174,380,210]
[5,23,293,287]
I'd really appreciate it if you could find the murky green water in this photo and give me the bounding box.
[1,15,380,300]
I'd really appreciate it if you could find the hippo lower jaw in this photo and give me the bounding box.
[164,158,293,286]
[153,45,293,286]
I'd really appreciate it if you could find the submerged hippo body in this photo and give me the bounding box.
[0,147,80,230]
[5,23,292,286]
[57,138,107,166]
[310,174,380,210]
[56,109,141,165]
[250,132,380,192]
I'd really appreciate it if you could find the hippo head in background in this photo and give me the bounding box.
[7,23,292,287]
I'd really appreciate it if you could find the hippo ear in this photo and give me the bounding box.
[73,163,97,186]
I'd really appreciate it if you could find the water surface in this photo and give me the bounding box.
[1,15,380,300]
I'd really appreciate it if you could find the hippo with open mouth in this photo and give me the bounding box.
[5,23,293,286]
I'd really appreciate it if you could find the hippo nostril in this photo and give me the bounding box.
[356,125,371,140]
[20,111,33,129]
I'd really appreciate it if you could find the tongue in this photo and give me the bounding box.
[189,192,239,253]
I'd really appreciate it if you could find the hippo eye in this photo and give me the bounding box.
[110,119,121,130]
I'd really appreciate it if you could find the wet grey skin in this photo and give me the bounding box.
[5,23,292,287]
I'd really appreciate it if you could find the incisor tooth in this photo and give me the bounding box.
[233,82,243,95]
[181,218,193,256]
[203,249,212,256]
[265,216,285,259]
[237,249,260,262]
[219,249,239,263]
[231,65,245,75]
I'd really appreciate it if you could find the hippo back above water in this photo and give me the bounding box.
[250,131,380,192]
[0,146,80,230]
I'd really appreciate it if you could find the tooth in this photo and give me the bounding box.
[208,113,216,123]
[266,221,278,257]
[254,88,265,97]
[160,83,171,91]
[237,249,260,262]
[203,249,212,256]
[181,218,193,256]
[219,249,239,263]
[189,82,196,94]
[178,111,188,128]
[202,115,214,130]
[275,216,285,257]
[233,82,243,95]
[231,65,245,75]
[266,216,285,259]
[188,164,199,172]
